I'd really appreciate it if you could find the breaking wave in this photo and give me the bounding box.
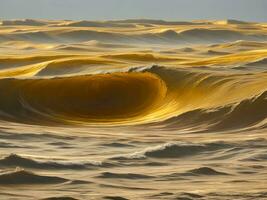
[0,72,166,124]
[0,63,266,130]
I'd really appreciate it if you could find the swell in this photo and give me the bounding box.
[0,169,68,185]
[97,172,154,179]
[96,167,228,181]
[0,19,250,27]
[1,19,47,26]
[2,27,267,44]
[163,167,229,177]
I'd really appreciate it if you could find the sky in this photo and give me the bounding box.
[0,0,267,22]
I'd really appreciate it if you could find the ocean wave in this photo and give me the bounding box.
[111,141,229,160]
[179,28,244,40]
[57,20,136,28]
[245,57,267,66]
[35,57,123,76]
[163,167,229,178]
[106,19,201,26]
[154,90,267,131]
[1,19,47,26]
[103,196,129,200]
[0,63,265,129]
[242,152,267,161]
[1,19,267,199]
[213,40,267,49]
[2,26,266,44]
[211,90,267,130]
[97,172,154,179]
[110,139,267,163]
[0,154,103,169]
[184,167,229,176]
[41,197,79,200]
[0,72,166,124]
[0,168,68,185]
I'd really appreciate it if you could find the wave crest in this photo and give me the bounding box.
[0,154,102,169]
